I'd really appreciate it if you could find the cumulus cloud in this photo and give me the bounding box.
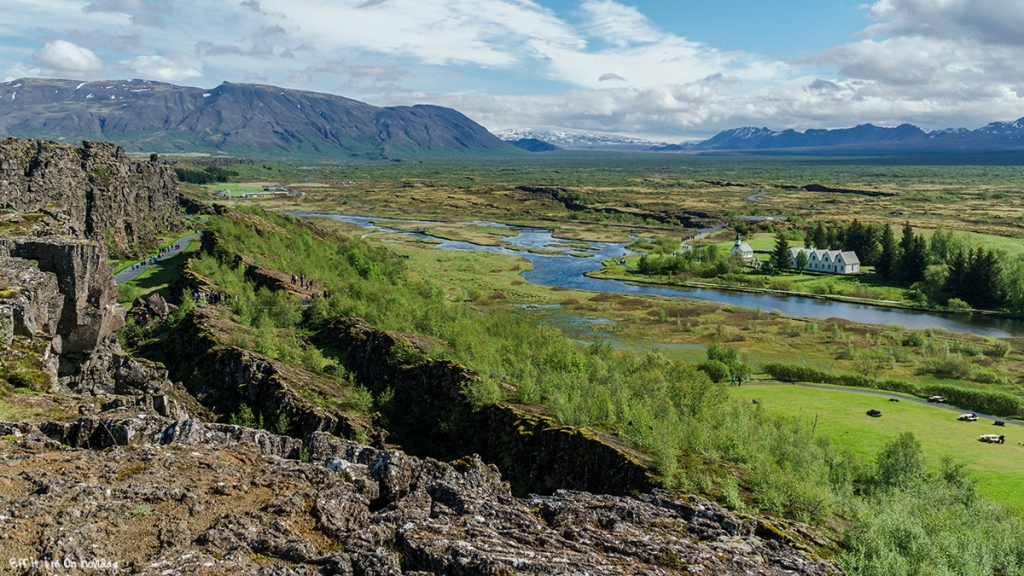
[32,40,105,72]
[804,0,1024,110]
[3,0,1024,139]
[112,53,201,81]
[864,0,1024,46]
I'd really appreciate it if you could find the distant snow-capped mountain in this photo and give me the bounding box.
[493,128,667,150]
[679,118,1024,152]
[976,119,1024,134]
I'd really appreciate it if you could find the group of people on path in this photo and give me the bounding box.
[291,274,316,291]
[191,289,228,305]
[129,241,185,272]
[290,274,335,300]
[730,375,744,386]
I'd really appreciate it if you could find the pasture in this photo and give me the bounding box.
[730,383,1024,510]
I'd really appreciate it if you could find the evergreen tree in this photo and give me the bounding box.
[811,222,828,249]
[843,220,879,266]
[773,232,791,270]
[877,223,897,279]
[827,226,844,250]
[903,234,929,283]
[968,247,1004,310]
[861,224,881,266]
[944,249,968,302]
[898,222,915,268]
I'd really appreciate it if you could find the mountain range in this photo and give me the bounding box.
[652,121,1024,153]
[493,128,666,151]
[0,78,511,159]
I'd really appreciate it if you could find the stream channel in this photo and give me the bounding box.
[298,214,1024,339]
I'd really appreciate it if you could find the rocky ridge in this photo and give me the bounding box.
[0,416,840,575]
[0,138,183,258]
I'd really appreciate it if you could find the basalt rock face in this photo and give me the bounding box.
[0,417,841,575]
[0,138,182,258]
[0,232,185,401]
[161,307,372,443]
[316,316,657,497]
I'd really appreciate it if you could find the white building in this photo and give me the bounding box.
[730,235,754,261]
[788,247,861,274]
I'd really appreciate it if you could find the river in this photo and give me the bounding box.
[298,214,1024,338]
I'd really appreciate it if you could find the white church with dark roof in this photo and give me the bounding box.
[788,247,861,274]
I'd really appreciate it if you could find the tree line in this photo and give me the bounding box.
[174,166,239,185]
[778,220,1022,312]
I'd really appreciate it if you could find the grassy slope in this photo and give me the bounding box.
[731,383,1024,510]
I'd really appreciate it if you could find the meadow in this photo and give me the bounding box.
[154,156,1024,574]
[731,384,1024,509]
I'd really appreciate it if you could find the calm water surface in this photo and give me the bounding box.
[298,214,1024,338]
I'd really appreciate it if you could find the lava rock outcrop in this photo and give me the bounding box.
[0,138,182,258]
[0,417,842,575]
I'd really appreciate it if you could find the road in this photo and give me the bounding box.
[746,381,1023,428]
[115,232,201,285]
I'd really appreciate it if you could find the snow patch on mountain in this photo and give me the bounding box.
[494,128,667,150]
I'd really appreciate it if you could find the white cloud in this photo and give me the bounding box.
[579,0,660,47]
[864,0,1024,46]
[32,40,105,72]
[112,53,201,81]
[2,0,1024,140]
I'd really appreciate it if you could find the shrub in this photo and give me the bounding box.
[986,341,1012,358]
[902,332,925,347]
[762,362,1023,416]
[706,343,740,370]
[920,383,1024,417]
[948,341,982,357]
[919,354,974,379]
[946,298,972,311]
[229,404,263,429]
[697,360,731,383]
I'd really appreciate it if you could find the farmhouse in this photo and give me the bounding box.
[730,235,755,261]
[789,247,861,274]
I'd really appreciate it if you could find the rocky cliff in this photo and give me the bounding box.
[0,231,193,407]
[0,416,840,575]
[0,138,183,258]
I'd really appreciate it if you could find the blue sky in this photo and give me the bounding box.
[3,0,1024,141]
[543,0,867,59]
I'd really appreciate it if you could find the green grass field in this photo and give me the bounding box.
[730,383,1024,511]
